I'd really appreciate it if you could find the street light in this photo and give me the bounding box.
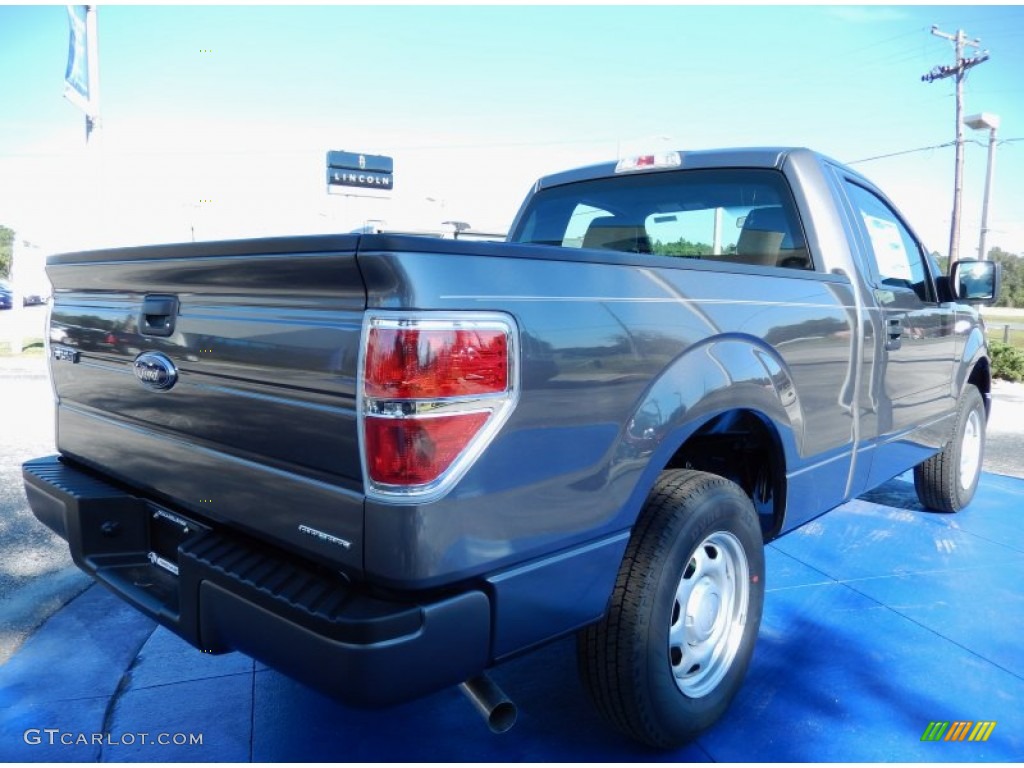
[964,112,1000,260]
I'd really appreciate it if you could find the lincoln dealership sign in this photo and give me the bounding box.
[326,151,394,192]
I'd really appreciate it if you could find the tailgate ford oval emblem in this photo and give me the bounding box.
[133,352,178,391]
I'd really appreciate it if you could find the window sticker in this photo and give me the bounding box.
[861,213,912,280]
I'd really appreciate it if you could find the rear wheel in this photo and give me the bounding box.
[578,469,764,748]
[914,385,986,512]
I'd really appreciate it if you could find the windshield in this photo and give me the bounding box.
[512,168,812,270]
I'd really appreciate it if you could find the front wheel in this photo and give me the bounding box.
[578,469,764,748]
[914,385,986,512]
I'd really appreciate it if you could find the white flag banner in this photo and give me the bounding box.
[64,5,93,115]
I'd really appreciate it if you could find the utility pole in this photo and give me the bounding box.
[921,26,989,263]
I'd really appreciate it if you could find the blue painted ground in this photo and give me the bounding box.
[1,471,1022,761]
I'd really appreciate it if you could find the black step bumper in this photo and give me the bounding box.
[22,455,491,707]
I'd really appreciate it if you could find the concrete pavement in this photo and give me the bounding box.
[0,351,90,665]
[987,378,1024,479]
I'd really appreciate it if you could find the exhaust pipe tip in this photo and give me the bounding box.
[459,674,518,734]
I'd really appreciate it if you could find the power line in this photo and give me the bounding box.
[848,137,1023,166]
[851,138,1019,167]
[848,142,956,165]
[840,26,925,57]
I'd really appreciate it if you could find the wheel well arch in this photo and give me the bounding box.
[663,408,788,540]
[967,356,992,418]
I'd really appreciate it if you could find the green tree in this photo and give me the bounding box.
[987,247,1023,307]
[0,224,14,279]
[990,341,1024,382]
[652,238,720,258]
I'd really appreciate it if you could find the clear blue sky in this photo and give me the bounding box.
[2,4,1023,256]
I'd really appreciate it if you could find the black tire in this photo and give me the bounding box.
[578,469,765,748]
[914,385,986,512]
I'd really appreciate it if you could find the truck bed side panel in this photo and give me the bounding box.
[357,243,858,587]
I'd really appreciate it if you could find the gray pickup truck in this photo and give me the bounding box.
[23,147,999,747]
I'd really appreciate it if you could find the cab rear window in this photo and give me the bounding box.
[512,168,812,270]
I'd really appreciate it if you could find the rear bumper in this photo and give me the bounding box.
[22,455,491,708]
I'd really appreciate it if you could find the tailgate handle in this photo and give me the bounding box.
[140,295,178,337]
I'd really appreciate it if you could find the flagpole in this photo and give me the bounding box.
[85,4,100,144]
[84,5,105,245]
[64,5,104,246]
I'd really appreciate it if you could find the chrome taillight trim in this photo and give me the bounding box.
[357,311,520,504]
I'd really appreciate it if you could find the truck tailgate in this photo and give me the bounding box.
[46,235,366,572]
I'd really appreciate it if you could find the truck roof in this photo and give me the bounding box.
[532,146,853,192]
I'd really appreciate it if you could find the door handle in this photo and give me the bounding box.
[140,295,178,337]
[885,315,903,351]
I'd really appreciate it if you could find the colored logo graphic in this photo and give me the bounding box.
[921,721,996,742]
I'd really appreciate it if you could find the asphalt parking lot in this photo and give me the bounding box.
[2,308,1023,760]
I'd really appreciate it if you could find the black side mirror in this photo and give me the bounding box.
[950,259,1001,305]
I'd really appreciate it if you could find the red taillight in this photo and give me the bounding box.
[364,413,489,486]
[361,315,517,498]
[364,328,508,399]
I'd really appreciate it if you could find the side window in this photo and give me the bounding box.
[562,204,613,248]
[844,181,932,302]
[645,208,737,258]
[644,205,810,269]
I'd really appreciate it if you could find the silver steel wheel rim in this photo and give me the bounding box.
[959,409,983,490]
[668,530,750,698]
